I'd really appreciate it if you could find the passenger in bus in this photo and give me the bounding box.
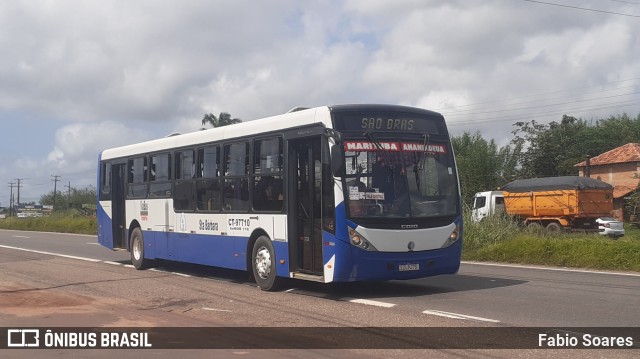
[269,178,284,201]
[393,163,410,215]
[253,176,283,211]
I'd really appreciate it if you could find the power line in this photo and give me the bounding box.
[518,0,640,18]
[443,91,640,116]
[433,77,640,111]
[447,100,640,126]
[440,85,638,114]
[608,0,640,6]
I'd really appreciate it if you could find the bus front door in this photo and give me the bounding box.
[289,137,324,276]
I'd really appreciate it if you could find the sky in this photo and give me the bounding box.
[1,0,640,206]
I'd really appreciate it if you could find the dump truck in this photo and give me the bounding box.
[472,176,614,232]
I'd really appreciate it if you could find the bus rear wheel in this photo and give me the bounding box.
[251,236,280,291]
[130,228,152,270]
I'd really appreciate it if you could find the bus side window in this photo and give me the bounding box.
[253,175,283,211]
[174,150,195,211]
[223,142,250,211]
[252,137,284,212]
[149,153,171,198]
[196,146,221,211]
[127,156,148,199]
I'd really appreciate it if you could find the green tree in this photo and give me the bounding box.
[201,112,242,128]
[452,132,520,206]
[511,113,640,178]
[40,186,96,211]
[625,184,640,221]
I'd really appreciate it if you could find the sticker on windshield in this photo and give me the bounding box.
[365,192,385,200]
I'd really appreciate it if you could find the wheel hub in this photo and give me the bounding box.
[255,246,272,279]
[133,239,141,260]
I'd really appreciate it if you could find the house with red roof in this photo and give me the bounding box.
[575,143,640,221]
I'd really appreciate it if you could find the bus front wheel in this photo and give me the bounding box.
[251,236,280,291]
[130,228,151,270]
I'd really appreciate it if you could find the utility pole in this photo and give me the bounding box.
[64,181,72,209]
[14,178,23,206]
[8,182,15,217]
[51,175,61,211]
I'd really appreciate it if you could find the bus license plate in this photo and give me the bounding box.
[398,263,419,271]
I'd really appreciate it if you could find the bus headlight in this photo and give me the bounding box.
[441,226,460,248]
[348,226,378,251]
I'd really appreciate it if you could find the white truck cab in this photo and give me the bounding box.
[471,191,505,222]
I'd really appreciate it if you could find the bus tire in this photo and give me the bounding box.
[545,222,563,233]
[252,236,280,291]
[130,228,151,270]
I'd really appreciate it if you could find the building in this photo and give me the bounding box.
[575,143,640,221]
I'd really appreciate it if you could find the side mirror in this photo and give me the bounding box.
[331,144,345,177]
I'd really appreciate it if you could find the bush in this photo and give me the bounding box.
[0,212,97,235]
[462,210,640,271]
[462,211,521,251]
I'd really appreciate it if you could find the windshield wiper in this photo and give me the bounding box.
[364,131,393,165]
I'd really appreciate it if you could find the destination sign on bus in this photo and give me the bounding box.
[344,141,447,153]
[332,113,444,134]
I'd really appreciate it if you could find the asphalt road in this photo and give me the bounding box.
[0,229,638,358]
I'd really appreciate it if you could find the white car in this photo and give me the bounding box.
[596,217,625,238]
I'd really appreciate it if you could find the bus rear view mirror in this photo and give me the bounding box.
[331,144,345,177]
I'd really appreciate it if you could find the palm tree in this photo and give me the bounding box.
[201,112,242,128]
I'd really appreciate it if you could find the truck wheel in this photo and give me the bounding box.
[545,222,563,232]
[527,222,542,229]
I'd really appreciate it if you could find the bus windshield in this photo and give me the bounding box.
[342,139,458,219]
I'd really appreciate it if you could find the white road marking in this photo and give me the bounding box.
[346,298,396,308]
[86,242,101,245]
[172,272,192,277]
[104,261,123,266]
[123,264,134,268]
[202,307,232,312]
[422,309,500,323]
[12,235,31,238]
[0,229,95,237]
[463,261,640,277]
[0,245,101,262]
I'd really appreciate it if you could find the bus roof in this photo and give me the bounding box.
[101,106,330,160]
[100,104,445,161]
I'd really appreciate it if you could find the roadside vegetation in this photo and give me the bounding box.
[462,211,640,272]
[0,211,97,235]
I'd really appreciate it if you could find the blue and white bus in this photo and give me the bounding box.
[97,105,462,290]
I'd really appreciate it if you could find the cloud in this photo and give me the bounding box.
[1,1,640,205]
[47,122,150,171]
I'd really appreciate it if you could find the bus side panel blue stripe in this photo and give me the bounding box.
[97,204,114,249]
[151,232,247,271]
[333,201,350,244]
[272,241,289,277]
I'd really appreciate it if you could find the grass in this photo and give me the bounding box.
[462,211,640,272]
[0,211,97,235]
